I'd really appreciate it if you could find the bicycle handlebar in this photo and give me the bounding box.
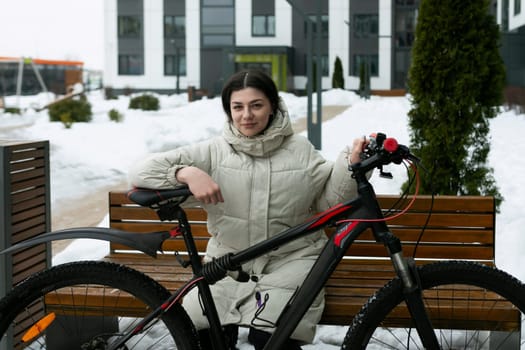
[350,132,418,176]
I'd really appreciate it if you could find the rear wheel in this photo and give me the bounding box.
[343,261,525,349]
[0,261,199,349]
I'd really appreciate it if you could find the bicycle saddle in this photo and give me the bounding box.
[127,186,192,207]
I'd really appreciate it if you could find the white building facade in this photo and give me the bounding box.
[104,0,525,95]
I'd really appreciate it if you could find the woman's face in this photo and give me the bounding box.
[230,87,273,137]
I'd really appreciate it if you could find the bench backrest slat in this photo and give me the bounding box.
[109,192,495,263]
[345,243,495,261]
[110,206,208,222]
[386,212,494,229]
[377,195,495,212]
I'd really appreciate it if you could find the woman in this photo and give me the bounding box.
[129,69,366,349]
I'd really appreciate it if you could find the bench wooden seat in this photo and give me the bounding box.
[46,192,519,334]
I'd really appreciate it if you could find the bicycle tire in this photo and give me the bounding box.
[0,261,199,350]
[343,261,525,350]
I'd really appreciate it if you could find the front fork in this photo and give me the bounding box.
[384,233,440,350]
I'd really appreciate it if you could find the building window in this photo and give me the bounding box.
[118,55,144,75]
[164,54,186,76]
[305,15,329,38]
[354,14,378,38]
[395,10,417,48]
[501,0,509,31]
[352,55,379,77]
[203,0,232,4]
[318,54,329,76]
[304,54,329,76]
[252,15,275,36]
[516,0,521,14]
[395,0,416,5]
[165,15,185,38]
[202,6,234,47]
[118,16,142,38]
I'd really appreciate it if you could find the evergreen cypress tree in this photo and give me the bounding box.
[407,0,505,205]
[359,61,370,99]
[332,56,345,89]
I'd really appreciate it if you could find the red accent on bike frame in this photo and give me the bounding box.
[133,323,145,333]
[170,227,183,237]
[334,221,360,247]
[307,203,352,230]
[161,276,204,311]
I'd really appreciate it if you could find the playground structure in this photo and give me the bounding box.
[0,56,85,110]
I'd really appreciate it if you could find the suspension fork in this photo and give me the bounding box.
[382,232,440,349]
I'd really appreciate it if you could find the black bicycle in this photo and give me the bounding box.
[1,133,524,350]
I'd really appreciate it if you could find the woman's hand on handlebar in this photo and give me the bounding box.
[175,166,224,205]
[349,137,370,165]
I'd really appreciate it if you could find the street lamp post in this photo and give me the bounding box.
[170,39,180,94]
[315,0,322,149]
[286,0,322,150]
[175,46,180,94]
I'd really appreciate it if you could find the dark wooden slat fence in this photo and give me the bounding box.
[0,140,51,350]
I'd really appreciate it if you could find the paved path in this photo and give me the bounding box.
[291,105,349,133]
[51,105,350,255]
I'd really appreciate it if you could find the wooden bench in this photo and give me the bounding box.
[46,192,521,342]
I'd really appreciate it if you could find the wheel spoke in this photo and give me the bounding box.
[0,261,198,349]
[343,261,525,349]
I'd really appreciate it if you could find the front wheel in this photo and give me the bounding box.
[0,261,199,349]
[343,261,525,349]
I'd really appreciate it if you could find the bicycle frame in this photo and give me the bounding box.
[114,167,439,350]
[0,134,440,349]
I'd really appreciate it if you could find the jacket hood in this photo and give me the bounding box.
[223,98,294,157]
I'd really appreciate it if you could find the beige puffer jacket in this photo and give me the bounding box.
[129,102,357,343]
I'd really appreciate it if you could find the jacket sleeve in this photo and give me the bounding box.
[128,138,215,189]
[310,144,358,212]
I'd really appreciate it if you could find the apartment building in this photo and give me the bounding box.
[498,0,525,87]
[104,0,525,96]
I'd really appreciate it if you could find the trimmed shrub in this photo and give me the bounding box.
[4,107,21,115]
[48,95,92,123]
[108,108,124,122]
[104,86,117,100]
[358,62,370,99]
[332,56,345,89]
[129,94,160,111]
[60,112,74,129]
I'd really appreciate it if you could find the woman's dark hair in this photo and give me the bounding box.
[221,69,280,121]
